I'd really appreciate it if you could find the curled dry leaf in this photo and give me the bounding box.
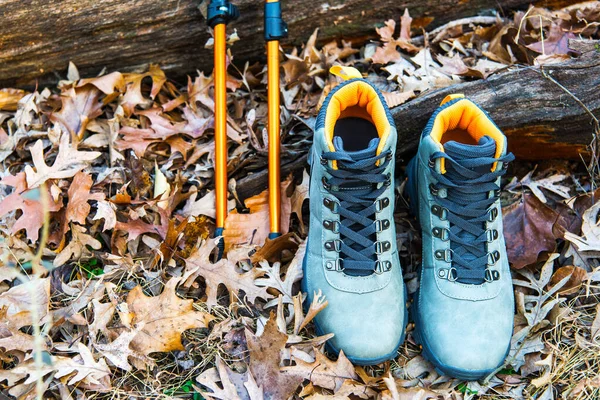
[548,265,587,295]
[54,224,102,267]
[65,171,104,225]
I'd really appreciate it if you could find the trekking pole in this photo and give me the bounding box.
[207,0,239,255]
[264,0,288,239]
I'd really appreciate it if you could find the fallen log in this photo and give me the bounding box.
[0,0,558,88]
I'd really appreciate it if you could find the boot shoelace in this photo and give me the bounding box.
[429,150,514,284]
[321,148,392,275]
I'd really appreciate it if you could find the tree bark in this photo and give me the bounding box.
[0,0,569,89]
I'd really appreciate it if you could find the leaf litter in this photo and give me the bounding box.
[0,2,600,399]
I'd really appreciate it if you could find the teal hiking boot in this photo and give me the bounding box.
[405,94,515,380]
[302,66,407,365]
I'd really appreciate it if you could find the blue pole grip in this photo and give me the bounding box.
[264,1,288,41]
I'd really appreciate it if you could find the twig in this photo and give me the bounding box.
[412,16,500,46]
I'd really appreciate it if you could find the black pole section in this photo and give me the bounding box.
[207,0,239,28]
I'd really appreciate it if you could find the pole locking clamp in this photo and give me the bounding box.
[264,1,288,41]
[207,0,240,28]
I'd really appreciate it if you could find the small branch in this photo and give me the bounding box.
[412,16,500,46]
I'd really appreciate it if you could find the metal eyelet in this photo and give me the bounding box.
[431,205,447,220]
[488,207,498,222]
[384,173,392,187]
[322,177,331,190]
[434,249,453,262]
[324,240,341,252]
[439,267,458,281]
[375,219,391,232]
[385,153,393,161]
[485,268,501,282]
[432,227,449,241]
[375,241,392,254]
[428,157,435,168]
[325,259,344,272]
[488,250,501,265]
[323,220,339,233]
[320,156,327,165]
[486,229,499,243]
[323,198,338,213]
[375,260,392,274]
[448,267,458,281]
[429,183,439,196]
[376,198,390,212]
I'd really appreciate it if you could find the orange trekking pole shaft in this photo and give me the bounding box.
[207,0,239,252]
[264,0,288,239]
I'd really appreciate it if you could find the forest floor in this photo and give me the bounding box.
[1,2,600,399]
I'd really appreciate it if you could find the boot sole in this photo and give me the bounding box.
[301,251,408,366]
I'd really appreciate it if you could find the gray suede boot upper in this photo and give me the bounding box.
[406,95,515,380]
[302,67,407,365]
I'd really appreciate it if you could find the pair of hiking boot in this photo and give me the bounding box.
[302,66,515,380]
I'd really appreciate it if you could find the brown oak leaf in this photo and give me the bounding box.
[281,348,358,392]
[183,238,272,308]
[65,171,104,225]
[121,64,167,116]
[123,277,214,355]
[503,193,578,269]
[24,133,102,189]
[246,313,304,400]
[51,86,104,141]
[0,172,61,242]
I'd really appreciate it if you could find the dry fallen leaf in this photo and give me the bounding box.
[0,88,28,111]
[0,172,62,242]
[282,349,357,392]
[246,313,304,400]
[122,277,213,354]
[255,239,305,308]
[65,171,104,225]
[25,133,102,189]
[121,64,167,115]
[54,223,102,267]
[548,265,587,295]
[94,322,155,371]
[503,193,577,269]
[183,238,272,308]
[224,176,293,251]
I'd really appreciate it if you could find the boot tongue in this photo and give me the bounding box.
[443,135,496,284]
[444,136,496,173]
[333,136,379,160]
